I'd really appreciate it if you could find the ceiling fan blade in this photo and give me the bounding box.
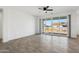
[46,6,49,8]
[47,9,53,11]
[38,8,42,10]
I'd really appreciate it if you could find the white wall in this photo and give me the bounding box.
[0,10,2,39]
[76,10,79,35]
[35,16,41,34]
[3,7,35,42]
[71,12,77,38]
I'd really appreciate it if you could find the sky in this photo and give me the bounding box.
[44,19,67,26]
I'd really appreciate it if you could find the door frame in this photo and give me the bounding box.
[41,15,71,37]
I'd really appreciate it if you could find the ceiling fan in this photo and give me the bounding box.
[38,6,53,13]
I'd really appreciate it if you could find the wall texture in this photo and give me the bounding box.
[3,7,35,42]
[35,16,41,34]
[76,10,79,35]
[0,11,2,39]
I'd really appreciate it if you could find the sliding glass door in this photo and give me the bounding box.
[52,19,68,34]
[43,16,68,35]
[43,20,52,33]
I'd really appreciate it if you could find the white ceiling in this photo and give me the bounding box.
[7,6,79,17]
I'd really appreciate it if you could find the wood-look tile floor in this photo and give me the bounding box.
[0,34,79,53]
